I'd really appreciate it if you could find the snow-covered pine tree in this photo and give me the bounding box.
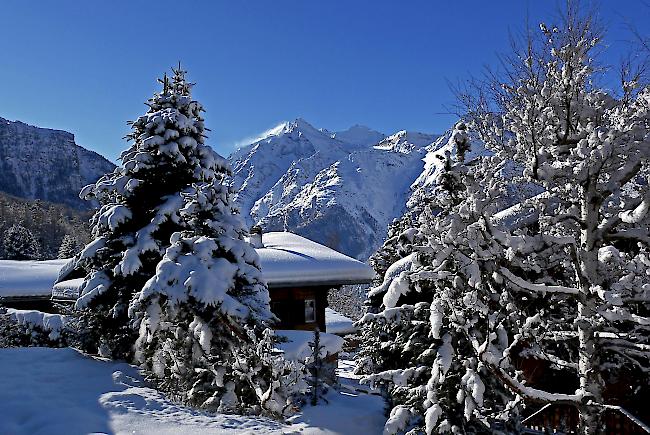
[57,234,79,259]
[461,8,650,434]
[128,176,296,415]
[367,215,423,313]
[357,124,524,434]
[75,67,227,360]
[2,224,41,260]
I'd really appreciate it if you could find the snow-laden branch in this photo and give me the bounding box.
[499,267,580,295]
[518,347,578,370]
[482,359,583,404]
[598,189,650,235]
[620,190,650,224]
[551,213,585,229]
[600,155,643,200]
[601,307,650,326]
[600,335,650,353]
[604,228,650,246]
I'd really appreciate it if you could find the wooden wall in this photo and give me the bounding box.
[268,286,330,332]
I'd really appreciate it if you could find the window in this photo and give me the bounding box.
[304,299,316,323]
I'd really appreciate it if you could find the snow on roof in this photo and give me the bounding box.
[0,259,69,299]
[0,232,375,300]
[274,329,344,361]
[256,232,375,288]
[52,278,85,301]
[325,308,357,335]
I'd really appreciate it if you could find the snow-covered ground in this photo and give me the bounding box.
[0,259,67,298]
[0,347,385,435]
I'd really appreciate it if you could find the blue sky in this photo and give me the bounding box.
[1,1,648,161]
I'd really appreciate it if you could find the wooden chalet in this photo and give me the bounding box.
[50,230,375,334]
[246,229,374,332]
[0,259,69,310]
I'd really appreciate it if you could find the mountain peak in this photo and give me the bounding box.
[374,130,438,153]
[331,124,385,147]
[0,117,75,142]
[285,117,320,133]
[228,120,436,260]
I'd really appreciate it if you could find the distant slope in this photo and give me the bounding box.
[229,118,438,260]
[0,117,115,209]
[0,191,91,259]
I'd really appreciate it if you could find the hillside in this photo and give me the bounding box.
[0,191,91,259]
[0,117,115,209]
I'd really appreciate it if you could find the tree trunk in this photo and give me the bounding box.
[577,301,602,435]
[576,190,603,435]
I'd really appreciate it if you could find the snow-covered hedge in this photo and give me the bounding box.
[0,307,69,348]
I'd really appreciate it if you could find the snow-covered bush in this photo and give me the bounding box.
[2,224,41,260]
[0,307,69,348]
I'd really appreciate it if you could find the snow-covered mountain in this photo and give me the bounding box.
[330,124,386,147]
[229,118,439,260]
[0,117,115,209]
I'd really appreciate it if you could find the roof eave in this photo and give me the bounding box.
[0,295,51,303]
[267,277,373,289]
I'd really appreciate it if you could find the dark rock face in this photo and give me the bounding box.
[0,117,115,209]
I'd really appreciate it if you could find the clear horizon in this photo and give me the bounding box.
[1,0,648,162]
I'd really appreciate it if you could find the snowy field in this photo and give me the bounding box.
[0,347,385,435]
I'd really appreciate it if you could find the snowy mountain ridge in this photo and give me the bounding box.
[330,124,387,147]
[0,117,115,209]
[229,118,441,260]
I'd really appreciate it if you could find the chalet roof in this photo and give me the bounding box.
[1,232,375,301]
[0,260,68,301]
[255,232,375,288]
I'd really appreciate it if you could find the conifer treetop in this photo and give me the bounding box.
[76,66,233,308]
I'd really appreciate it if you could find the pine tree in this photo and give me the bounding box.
[357,124,522,434]
[57,234,79,259]
[129,179,295,414]
[367,215,423,312]
[75,67,228,360]
[74,66,298,415]
[2,224,41,260]
[306,328,330,406]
